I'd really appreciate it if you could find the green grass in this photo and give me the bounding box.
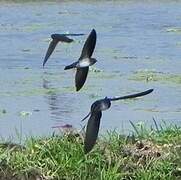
[0,122,181,180]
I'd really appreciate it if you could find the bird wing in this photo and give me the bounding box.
[59,33,85,36]
[43,39,59,67]
[109,89,153,101]
[79,29,97,59]
[51,34,74,42]
[84,111,102,154]
[75,67,89,91]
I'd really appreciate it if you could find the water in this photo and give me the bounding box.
[0,1,181,140]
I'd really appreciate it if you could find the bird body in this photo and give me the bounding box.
[64,29,97,91]
[43,34,74,67]
[64,58,97,70]
[78,57,97,68]
[43,33,84,67]
[83,89,154,154]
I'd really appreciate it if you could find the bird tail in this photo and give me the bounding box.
[64,62,77,70]
[81,112,91,122]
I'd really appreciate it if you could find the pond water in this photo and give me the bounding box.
[0,1,181,140]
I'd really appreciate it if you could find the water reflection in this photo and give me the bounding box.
[42,78,74,122]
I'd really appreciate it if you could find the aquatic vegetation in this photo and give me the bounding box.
[129,70,181,85]
[166,27,181,34]
[18,111,32,117]
[91,70,121,80]
[0,122,180,179]
[23,23,49,32]
[89,66,103,73]
[0,109,7,117]
[88,93,100,99]
[21,48,31,52]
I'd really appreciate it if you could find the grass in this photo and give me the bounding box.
[0,121,181,180]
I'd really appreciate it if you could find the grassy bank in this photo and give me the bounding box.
[0,122,181,180]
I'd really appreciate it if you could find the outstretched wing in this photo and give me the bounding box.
[75,67,89,91]
[51,34,74,42]
[109,89,154,101]
[84,111,102,154]
[43,39,59,67]
[79,29,97,59]
[59,33,85,36]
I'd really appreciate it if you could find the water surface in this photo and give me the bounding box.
[0,1,181,140]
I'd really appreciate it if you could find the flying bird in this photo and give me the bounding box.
[64,29,97,91]
[82,88,154,154]
[43,33,84,67]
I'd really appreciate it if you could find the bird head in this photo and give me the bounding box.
[91,98,111,112]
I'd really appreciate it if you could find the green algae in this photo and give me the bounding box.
[91,69,121,79]
[19,111,32,117]
[23,23,49,32]
[0,109,7,117]
[129,70,181,85]
[166,27,181,34]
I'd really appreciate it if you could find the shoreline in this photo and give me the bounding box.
[0,122,180,180]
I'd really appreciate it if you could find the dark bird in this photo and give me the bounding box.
[43,33,84,67]
[82,88,154,154]
[64,29,97,91]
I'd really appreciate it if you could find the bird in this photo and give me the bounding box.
[64,29,97,91]
[43,33,84,67]
[81,88,154,154]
